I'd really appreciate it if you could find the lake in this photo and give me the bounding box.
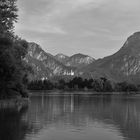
[0,92,140,140]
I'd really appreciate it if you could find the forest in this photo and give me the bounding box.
[28,77,139,92]
[0,0,30,99]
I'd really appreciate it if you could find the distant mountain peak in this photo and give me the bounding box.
[83,32,140,83]
[128,32,140,41]
[70,53,95,61]
[55,53,69,64]
[133,31,140,36]
[63,53,95,68]
[55,53,69,59]
[54,53,95,68]
[71,53,88,58]
[29,42,42,50]
[26,42,77,80]
[120,32,140,53]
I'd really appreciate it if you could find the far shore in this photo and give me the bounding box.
[29,90,140,96]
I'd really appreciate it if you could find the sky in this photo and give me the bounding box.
[15,0,140,59]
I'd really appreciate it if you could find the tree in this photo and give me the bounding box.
[58,79,66,90]
[0,37,30,98]
[100,77,113,92]
[0,0,31,98]
[115,82,138,92]
[0,0,18,36]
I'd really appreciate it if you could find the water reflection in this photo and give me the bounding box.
[0,107,31,140]
[26,94,140,140]
[1,93,140,140]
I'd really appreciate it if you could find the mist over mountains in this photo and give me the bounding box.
[26,32,140,84]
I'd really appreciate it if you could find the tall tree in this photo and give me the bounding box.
[0,0,18,36]
[0,0,30,98]
[0,37,30,98]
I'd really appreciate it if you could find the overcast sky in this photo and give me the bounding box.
[15,0,140,59]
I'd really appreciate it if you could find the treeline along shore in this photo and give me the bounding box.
[28,77,140,93]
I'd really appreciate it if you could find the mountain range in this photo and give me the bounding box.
[25,43,95,80]
[25,43,77,80]
[83,32,140,83]
[55,53,95,68]
[25,32,140,83]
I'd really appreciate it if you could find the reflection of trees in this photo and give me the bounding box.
[27,95,140,140]
[109,97,140,139]
[0,107,36,140]
[1,95,139,140]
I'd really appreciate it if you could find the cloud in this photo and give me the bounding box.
[16,0,140,58]
[42,0,110,20]
[18,0,109,22]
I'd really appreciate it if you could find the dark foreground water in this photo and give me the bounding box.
[0,92,140,140]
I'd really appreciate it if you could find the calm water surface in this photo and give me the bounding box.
[0,92,140,140]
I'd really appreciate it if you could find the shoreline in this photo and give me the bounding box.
[29,90,140,95]
[0,98,30,109]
